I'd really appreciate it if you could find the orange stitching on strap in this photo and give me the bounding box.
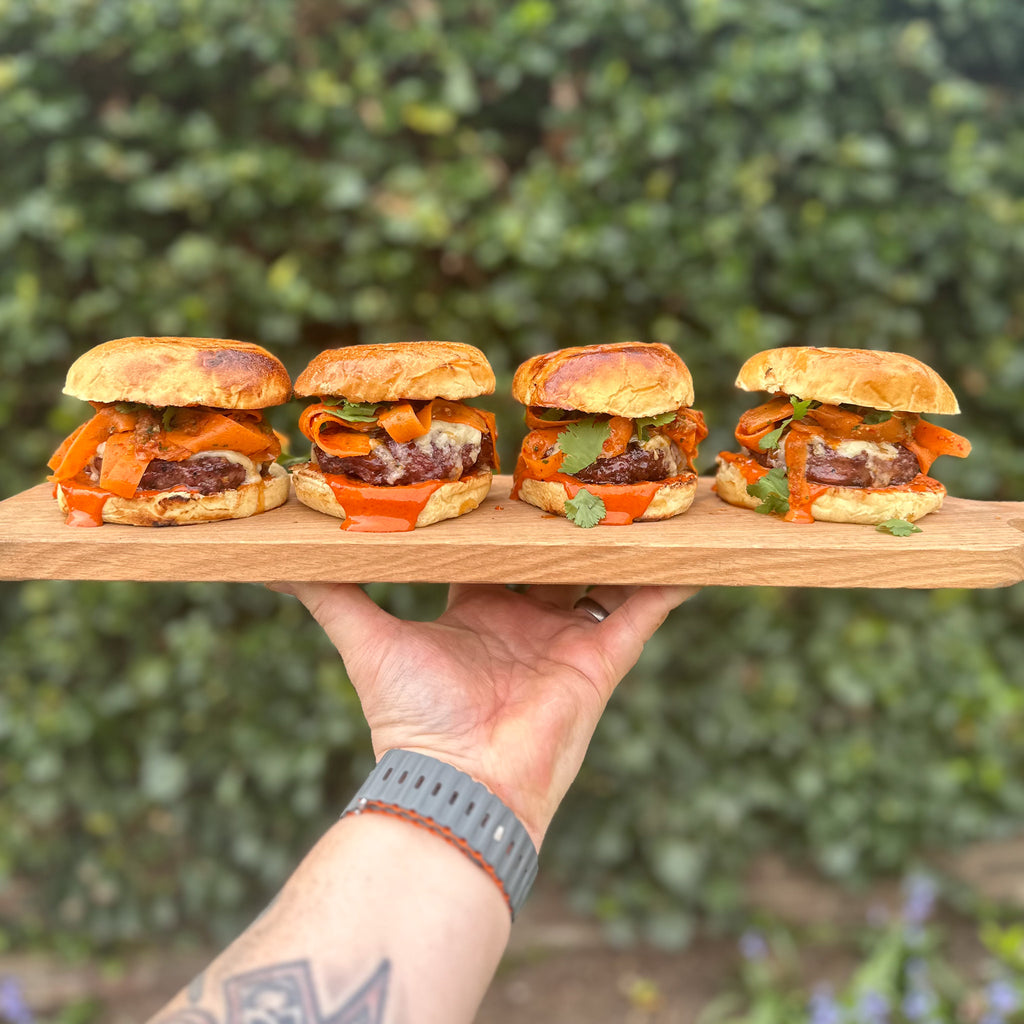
[354,799,513,914]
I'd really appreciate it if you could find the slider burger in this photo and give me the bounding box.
[715,346,972,525]
[291,341,498,531]
[48,336,291,527]
[511,342,707,527]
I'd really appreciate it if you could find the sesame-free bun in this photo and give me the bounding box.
[512,342,695,418]
[294,341,495,402]
[56,465,290,526]
[714,457,946,525]
[516,474,698,523]
[290,462,493,528]
[63,337,292,409]
[736,347,960,414]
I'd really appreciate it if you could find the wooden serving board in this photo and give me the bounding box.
[1,477,1022,588]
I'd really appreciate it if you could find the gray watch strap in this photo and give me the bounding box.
[342,749,538,918]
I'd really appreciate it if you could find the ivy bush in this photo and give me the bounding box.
[2,0,1023,949]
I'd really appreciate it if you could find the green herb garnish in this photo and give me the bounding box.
[565,488,606,528]
[321,399,383,423]
[876,518,922,536]
[635,411,675,443]
[534,407,574,421]
[556,417,611,474]
[862,410,894,424]
[759,396,817,451]
[747,466,790,516]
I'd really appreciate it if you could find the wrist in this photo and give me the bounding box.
[372,743,556,850]
[345,749,539,918]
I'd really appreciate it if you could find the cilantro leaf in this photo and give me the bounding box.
[557,417,610,474]
[565,488,606,528]
[746,467,790,516]
[876,518,922,536]
[321,400,382,423]
[534,407,575,421]
[790,397,816,420]
[759,423,786,451]
[758,396,818,451]
[862,410,893,424]
[635,411,675,443]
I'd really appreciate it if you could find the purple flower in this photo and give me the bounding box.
[902,987,936,1022]
[857,990,889,1024]
[0,978,34,1024]
[739,930,768,961]
[901,873,937,926]
[809,984,843,1024]
[987,979,1019,1016]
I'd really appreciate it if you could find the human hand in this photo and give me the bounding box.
[268,582,698,848]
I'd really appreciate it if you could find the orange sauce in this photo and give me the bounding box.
[55,481,110,527]
[512,464,692,525]
[324,474,446,532]
[55,479,209,527]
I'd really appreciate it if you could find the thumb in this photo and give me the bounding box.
[267,582,393,664]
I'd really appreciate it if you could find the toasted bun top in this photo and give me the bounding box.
[736,346,960,414]
[64,337,292,408]
[512,342,694,418]
[294,341,495,402]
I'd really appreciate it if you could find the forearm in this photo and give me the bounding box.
[148,813,511,1024]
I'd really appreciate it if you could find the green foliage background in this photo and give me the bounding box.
[2,0,1023,951]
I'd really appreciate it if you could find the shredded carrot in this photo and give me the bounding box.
[601,417,633,459]
[299,399,499,466]
[48,404,282,494]
[656,407,708,471]
[98,431,151,498]
[377,402,433,443]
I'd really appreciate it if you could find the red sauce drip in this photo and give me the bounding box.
[55,481,110,527]
[324,474,446,532]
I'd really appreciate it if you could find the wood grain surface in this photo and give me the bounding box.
[2,477,1022,588]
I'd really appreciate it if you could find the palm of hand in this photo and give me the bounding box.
[277,580,691,846]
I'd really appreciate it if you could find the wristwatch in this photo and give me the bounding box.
[342,749,539,918]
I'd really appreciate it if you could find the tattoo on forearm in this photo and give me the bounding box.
[159,958,390,1024]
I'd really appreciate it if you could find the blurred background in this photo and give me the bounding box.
[2,1,1024,1021]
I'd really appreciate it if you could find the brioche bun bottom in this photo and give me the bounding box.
[714,457,945,525]
[56,464,290,526]
[290,462,492,528]
[516,474,698,522]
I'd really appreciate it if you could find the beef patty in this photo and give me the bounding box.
[752,439,921,488]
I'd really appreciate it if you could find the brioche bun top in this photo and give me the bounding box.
[64,337,292,409]
[512,342,695,418]
[294,341,495,402]
[736,346,960,414]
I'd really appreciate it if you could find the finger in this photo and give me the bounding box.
[267,581,393,662]
[526,584,589,611]
[594,585,701,672]
[572,584,636,620]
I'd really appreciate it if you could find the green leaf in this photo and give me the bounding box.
[790,397,816,420]
[758,396,817,450]
[533,407,575,421]
[876,518,922,536]
[635,411,675,442]
[759,423,786,451]
[565,488,606,528]
[746,467,790,516]
[862,410,894,424]
[320,400,382,423]
[557,418,610,474]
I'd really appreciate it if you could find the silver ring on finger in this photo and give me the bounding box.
[574,596,610,622]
